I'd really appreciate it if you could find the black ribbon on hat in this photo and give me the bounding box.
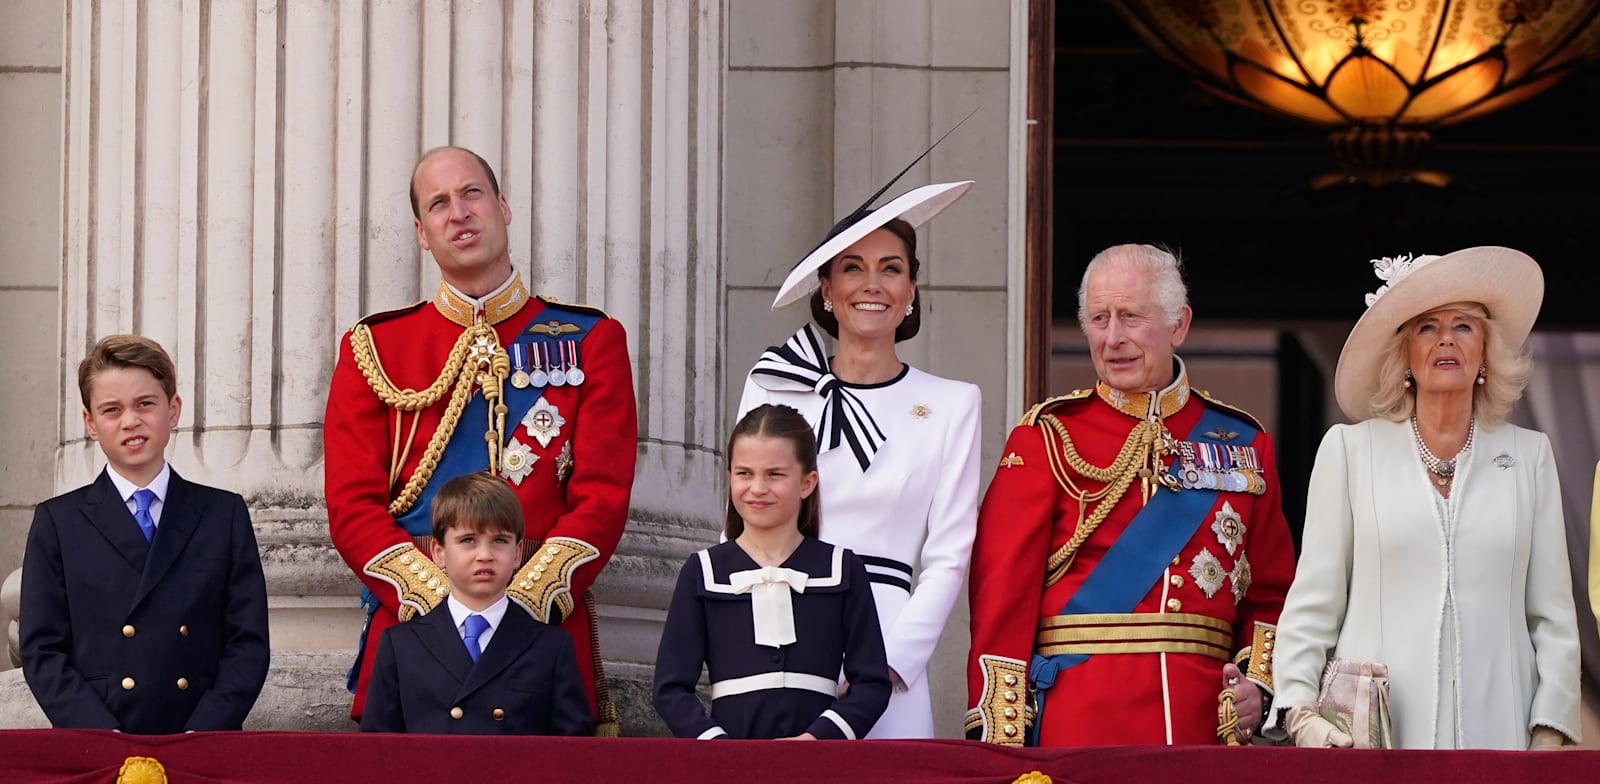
[750,324,887,472]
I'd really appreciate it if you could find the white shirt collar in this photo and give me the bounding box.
[106,461,172,504]
[446,593,509,632]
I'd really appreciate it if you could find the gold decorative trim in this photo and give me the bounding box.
[118,756,167,784]
[1243,621,1276,692]
[1035,639,1230,661]
[1012,773,1053,784]
[349,318,510,517]
[433,276,530,327]
[1037,611,1231,633]
[363,543,449,622]
[973,654,1030,745]
[506,537,601,624]
[1095,360,1190,420]
[1017,389,1092,426]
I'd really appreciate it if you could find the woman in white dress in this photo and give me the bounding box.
[1270,247,1580,750]
[738,181,980,738]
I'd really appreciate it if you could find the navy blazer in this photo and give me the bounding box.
[19,469,270,734]
[359,600,593,735]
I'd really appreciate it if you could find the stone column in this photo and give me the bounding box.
[1,0,724,734]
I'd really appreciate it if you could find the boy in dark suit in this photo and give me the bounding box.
[359,472,592,735]
[20,335,270,733]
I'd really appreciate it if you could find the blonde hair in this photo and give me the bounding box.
[1368,302,1532,427]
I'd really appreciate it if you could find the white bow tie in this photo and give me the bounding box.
[729,566,810,648]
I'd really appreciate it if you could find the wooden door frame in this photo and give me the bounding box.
[1023,0,1055,405]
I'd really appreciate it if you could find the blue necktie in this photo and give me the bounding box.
[463,614,489,663]
[132,489,157,543]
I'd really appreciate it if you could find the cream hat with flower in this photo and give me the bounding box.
[1333,246,1543,421]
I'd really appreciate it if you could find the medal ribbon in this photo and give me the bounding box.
[749,324,887,472]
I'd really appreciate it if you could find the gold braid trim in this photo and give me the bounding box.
[363,543,450,621]
[507,537,601,624]
[967,655,1032,745]
[1038,414,1164,586]
[350,320,509,517]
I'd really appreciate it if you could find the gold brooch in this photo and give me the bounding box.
[910,403,931,420]
[999,452,1025,468]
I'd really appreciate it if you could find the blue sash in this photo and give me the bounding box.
[1027,405,1256,741]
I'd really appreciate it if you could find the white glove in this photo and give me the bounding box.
[1285,705,1353,748]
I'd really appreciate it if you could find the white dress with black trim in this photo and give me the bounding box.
[739,359,981,738]
[651,538,891,740]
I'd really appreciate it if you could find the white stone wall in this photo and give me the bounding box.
[0,0,64,663]
[723,0,1021,738]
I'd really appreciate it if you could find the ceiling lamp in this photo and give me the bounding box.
[1114,1,1600,186]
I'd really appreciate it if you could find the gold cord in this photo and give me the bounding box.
[352,319,510,517]
[1038,414,1176,587]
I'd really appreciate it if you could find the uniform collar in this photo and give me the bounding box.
[1096,356,1191,421]
[432,273,529,327]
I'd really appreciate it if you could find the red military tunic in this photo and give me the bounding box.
[325,275,637,724]
[966,360,1294,746]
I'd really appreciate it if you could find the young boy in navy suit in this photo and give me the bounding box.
[359,472,592,735]
[20,335,270,733]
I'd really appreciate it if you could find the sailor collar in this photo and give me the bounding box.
[697,539,846,595]
[1096,357,1191,421]
[433,273,529,327]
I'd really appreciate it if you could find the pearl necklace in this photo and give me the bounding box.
[1410,416,1475,487]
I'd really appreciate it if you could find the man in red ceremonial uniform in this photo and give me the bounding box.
[325,147,637,732]
[967,244,1295,746]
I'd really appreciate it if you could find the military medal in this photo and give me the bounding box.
[529,342,549,387]
[509,343,531,389]
[547,343,567,387]
[521,398,566,448]
[565,342,585,386]
[500,438,538,485]
[556,441,574,483]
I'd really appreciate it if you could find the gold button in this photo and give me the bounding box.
[450,707,464,720]
[1169,575,1184,588]
[418,570,431,580]
[1166,598,1182,612]
[520,581,534,590]
[1004,707,1018,720]
[427,579,440,589]
[1262,651,1272,661]
[435,587,447,596]
[409,563,422,573]
[1002,674,1018,687]
[177,678,189,690]
[1003,690,1018,703]
[1263,641,1273,650]
[1264,630,1275,639]
[493,709,505,721]
[546,545,560,556]
[1003,724,1018,737]
[122,625,136,638]
[122,677,135,690]
[179,625,189,637]
[400,553,414,565]
[1259,663,1272,673]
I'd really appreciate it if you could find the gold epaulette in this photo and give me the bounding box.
[1191,388,1269,434]
[363,543,449,622]
[346,300,428,333]
[966,655,1031,745]
[537,295,611,320]
[1233,621,1277,693]
[506,537,601,624]
[1018,389,1093,427]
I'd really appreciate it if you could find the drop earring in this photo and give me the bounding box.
[1477,365,1487,385]
[822,299,833,313]
[905,300,914,317]
[1403,369,1413,388]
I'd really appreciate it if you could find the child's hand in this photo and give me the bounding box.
[779,732,817,741]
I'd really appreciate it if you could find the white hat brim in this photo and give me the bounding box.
[1333,246,1543,421]
[771,181,975,309]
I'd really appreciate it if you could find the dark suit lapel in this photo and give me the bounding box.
[457,607,535,700]
[416,607,474,685]
[132,470,203,609]
[83,470,151,572]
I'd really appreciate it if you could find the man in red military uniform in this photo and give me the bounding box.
[967,244,1295,746]
[325,147,636,731]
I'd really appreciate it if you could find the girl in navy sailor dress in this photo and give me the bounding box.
[652,404,891,740]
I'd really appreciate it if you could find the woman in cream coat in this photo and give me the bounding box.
[1271,247,1580,750]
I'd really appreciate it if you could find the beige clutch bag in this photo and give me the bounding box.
[1317,658,1393,749]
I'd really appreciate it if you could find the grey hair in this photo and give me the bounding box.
[1368,302,1533,428]
[1076,243,1189,331]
